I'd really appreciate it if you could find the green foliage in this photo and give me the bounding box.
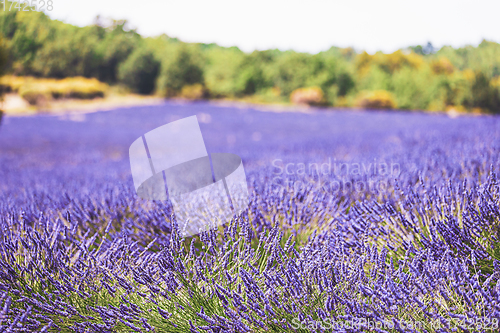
[233,50,275,96]
[275,52,321,97]
[0,5,499,113]
[391,67,431,110]
[157,45,204,97]
[31,25,101,78]
[118,48,160,94]
[204,47,244,97]
[0,8,139,82]
[357,65,393,92]
[0,32,9,121]
[3,10,52,74]
[270,52,353,105]
[436,40,500,78]
[467,71,500,113]
[94,21,139,83]
[336,72,355,97]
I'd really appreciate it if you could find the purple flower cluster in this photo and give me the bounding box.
[0,102,499,332]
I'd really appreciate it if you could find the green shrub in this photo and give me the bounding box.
[118,48,160,94]
[355,90,397,110]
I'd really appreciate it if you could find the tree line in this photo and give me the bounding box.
[0,6,499,113]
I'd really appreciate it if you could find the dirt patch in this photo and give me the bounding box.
[2,93,165,116]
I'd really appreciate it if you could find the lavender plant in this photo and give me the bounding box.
[0,102,499,332]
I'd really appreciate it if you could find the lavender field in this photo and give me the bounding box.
[0,102,499,332]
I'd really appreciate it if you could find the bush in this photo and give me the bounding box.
[17,77,108,106]
[180,83,206,100]
[290,87,325,106]
[355,90,397,110]
[118,48,160,95]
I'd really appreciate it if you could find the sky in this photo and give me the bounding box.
[47,0,500,54]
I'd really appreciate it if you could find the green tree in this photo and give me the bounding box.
[233,50,275,95]
[392,67,431,110]
[4,10,53,74]
[274,52,312,97]
[273,52,344,100]
[0,35,8,125]
[468,71,500,113]
[157,45,204,96]
[94,20,139,83]
[336,72,355,97]
[204,46,245,97]
[31,25,100,78]
[118,48,160,94]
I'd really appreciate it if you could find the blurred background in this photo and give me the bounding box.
[0,0,499,115]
